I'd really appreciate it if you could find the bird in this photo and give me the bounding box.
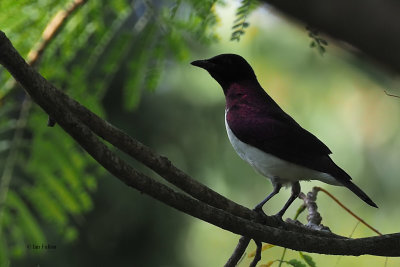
[191,53,378,218]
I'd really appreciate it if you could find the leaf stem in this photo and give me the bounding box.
[315,187,382,236]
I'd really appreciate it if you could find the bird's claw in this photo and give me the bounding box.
[253,207,268,224]
[270,213,284,223]
[252,207,285,225]
[272,213,283,219]
[285,218,303,226]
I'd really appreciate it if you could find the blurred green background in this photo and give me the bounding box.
[1,0,399,266]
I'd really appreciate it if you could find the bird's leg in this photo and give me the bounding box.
[275,181,301,218]
[253,182,282,213]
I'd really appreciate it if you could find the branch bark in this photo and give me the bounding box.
[1,30,400,258]
[263,0,400,74]
[225,236,251,267]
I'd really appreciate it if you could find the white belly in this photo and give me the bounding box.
[224,113,338,185]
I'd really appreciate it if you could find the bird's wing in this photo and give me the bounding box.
[227,109,333,172]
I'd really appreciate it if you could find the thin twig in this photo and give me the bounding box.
[334,221,361,267]
[278,248,287,267]
[348,221,361,238]
[384,90,400,98]
[299,190,322,225]
[298,189,330,232]
[2,0,88,97]
[224,236,251,267]
[28,0,87,67]
[249,240,262,267]
[315,187,382,236]
[278,204,306,267]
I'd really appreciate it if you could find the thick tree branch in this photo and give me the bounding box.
[10,47,342,238]
[0,30,340,239]
[64,96,257,222]
[263,0,400,74]
[1,30,400,257]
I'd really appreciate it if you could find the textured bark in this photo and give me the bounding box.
[224,236,251,267]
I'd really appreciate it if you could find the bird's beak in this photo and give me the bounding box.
[190,59,216,71]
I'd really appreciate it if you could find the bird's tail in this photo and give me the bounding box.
[323,156,378,208]
[339,179,378,208]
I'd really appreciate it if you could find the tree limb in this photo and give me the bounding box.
[250,240,262,267]
[0,30,400,258]
[224,236,251,267]
[263,0,400,74]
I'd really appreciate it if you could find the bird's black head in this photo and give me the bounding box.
[191,54,257,90]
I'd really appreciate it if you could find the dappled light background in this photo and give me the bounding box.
[163,3,400,266]
[2,1,400,267]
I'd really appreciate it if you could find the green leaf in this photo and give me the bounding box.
[170,0,182,19]
[234,15,246,24]
[0,236,9,267]
[233,30,245,36]
[299,252,316,267]
[231,0,259,42]
[232,23,243,29]
[7,191,46,244]
[306,25,327,56]
[287,259,307,267]
[64,226,78,242]
[236,8,248,16]
[318,38,328,46]
[319,46,326,55]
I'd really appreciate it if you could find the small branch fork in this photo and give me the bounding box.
[0,30,399,267]
[384,90,400,99]
[314,187,382,236]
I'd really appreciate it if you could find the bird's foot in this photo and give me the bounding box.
[272,209,286,220]
[270,213,284,223]
[285,218,304,226]
[252,207,285,225]
[252,207,269,224]
[305,223,332,232]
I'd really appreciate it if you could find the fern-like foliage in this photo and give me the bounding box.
[231,0,259,41]
[0,0,220,265]
[306,25,328,56]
